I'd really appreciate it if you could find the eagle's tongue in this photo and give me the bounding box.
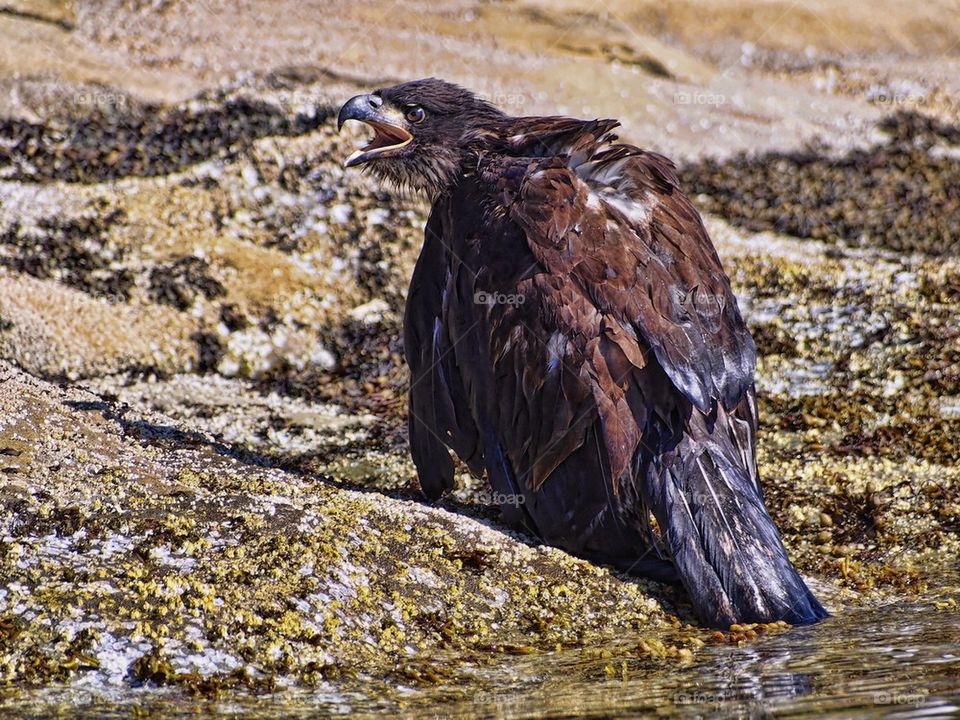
[365,122,409,150]
[344,120,413,167]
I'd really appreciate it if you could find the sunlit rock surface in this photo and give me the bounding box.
[0,0,958,715]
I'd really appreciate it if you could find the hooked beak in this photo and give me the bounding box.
[337,94,413,167]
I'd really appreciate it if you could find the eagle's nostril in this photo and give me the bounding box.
[369,95,383,108]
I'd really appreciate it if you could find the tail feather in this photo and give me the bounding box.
[643,405,827,628]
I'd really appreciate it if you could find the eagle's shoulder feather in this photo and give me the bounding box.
[475,127,755,416]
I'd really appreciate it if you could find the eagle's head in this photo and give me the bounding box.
[337,78,506,196]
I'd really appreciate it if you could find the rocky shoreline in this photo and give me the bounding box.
[0,1,958,713]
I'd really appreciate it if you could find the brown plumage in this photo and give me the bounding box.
[338,78,826,628]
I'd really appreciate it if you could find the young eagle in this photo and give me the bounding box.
[337,78,826,628]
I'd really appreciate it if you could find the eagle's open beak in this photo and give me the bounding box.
[337,94,413,167]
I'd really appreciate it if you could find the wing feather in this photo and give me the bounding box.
[413,122,753,517]
[408,114,824,626]
[498,146,755,417]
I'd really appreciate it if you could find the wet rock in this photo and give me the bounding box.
[0,97,332,184]
[148,256,226,311]
[0,270,198,380]
[0,362,691,695]
[0,211,133,302]
[680,111,960,256]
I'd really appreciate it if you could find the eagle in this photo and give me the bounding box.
[337,78,826,628]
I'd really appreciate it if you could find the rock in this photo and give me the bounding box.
[0,2,959,711]
[0,362,690,694]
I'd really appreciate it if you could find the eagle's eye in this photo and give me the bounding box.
[405,106,426,124]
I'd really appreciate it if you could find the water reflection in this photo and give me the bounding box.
[1,595,957,718]
[406,597,960,720]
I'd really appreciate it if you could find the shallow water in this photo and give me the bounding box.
[3,586,958,719]
[398,597,960,719]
